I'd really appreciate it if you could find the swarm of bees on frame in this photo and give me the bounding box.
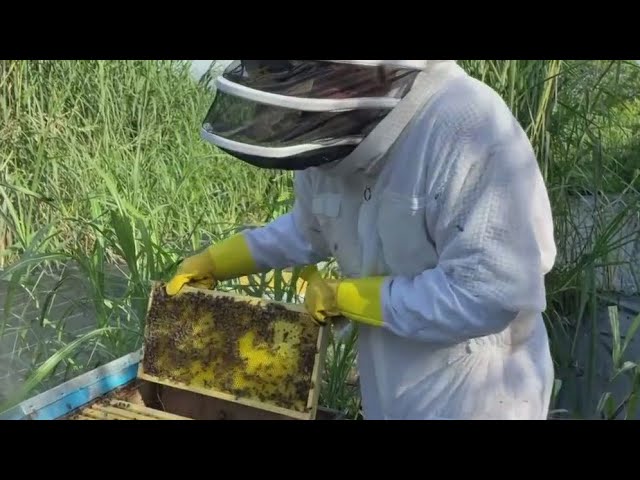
[142,284,320,412]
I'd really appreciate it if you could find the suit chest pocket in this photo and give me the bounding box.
[377,192,438,276]
[311,193,361,276]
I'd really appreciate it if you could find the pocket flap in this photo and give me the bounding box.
[312,193,342,217]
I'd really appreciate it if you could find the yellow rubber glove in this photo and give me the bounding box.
[299,265,341,325]
[166,233,259,296]
[300,265,385,328]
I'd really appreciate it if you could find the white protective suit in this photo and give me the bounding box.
[241,60,557,420]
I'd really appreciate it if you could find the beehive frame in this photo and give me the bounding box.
[137,282,329,420]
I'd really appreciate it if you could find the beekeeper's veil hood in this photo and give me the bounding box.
[201,60,459,171]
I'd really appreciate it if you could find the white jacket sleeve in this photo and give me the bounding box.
[382,106,556,345]
[242,172,332,271]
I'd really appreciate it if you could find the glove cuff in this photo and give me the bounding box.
[207,233,259,281]
[335,276,386,327]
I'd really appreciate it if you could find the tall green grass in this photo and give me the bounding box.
[0,59,304,412]
[1,60,639,419]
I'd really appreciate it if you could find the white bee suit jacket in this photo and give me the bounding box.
[242,61,557,420]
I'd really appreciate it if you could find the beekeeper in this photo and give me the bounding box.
[166,60,557,420]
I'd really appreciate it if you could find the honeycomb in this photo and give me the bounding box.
[140,283,323,415]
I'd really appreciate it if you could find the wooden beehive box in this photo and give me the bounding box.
[137,282,328,420]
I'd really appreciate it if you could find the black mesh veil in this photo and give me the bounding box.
[200,60,424,170]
